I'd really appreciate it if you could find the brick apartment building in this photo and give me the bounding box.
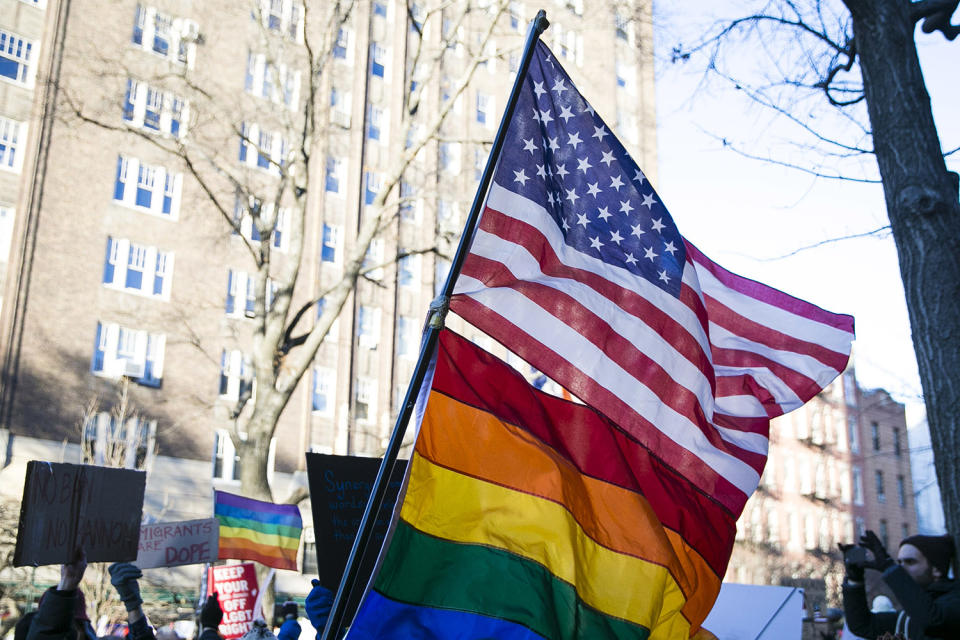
[0,0,656,591]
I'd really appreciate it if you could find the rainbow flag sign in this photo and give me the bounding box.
[349,330,731,639]
[214,491,302,571]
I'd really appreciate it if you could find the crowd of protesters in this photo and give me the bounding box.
[9,552,333,640]
[7,528,960,640]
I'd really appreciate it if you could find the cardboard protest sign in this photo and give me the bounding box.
[14,461,146,566]
[207,562,259,639]
[136,518,219,568]
[305,453,407,619]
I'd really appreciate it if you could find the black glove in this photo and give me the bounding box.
[200,592,223,628]
[108,562,143,612]
[860,530,895,571]
[838,543,866,582]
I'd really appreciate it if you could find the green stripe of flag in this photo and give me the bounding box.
[376,521,651,640]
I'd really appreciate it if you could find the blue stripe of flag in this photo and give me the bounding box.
[214,501,302,529]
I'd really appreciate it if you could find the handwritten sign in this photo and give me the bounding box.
[136,518,219,568]
[14,461,146,566]
[207,563,259,640]
[305,453,407,621]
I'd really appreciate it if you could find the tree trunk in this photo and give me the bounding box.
[844,0,960,551]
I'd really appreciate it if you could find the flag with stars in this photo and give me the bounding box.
[450,42,854,528]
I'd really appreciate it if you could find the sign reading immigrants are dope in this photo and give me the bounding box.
[207,562,259,640]
[136,518,219,568]
[14,461,146,566]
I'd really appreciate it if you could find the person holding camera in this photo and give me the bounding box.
[840,530,960,639]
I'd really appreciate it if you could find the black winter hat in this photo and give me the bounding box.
[281,601,298,618]
[900,534,956,577]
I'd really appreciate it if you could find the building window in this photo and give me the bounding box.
[615,13,629,41]
[848,416,860,454]
[508,2,523,31]
[213,429,241,481]
[855,516,866,538]
[373,1,387,17]
[354,377,376,423]
[893,426,902,457]
[102,237,173,299]
[844,373,858,406]
[0,33,31,83]
[0,206,14,260]
[333,28,350,61]
[245,52,300,108]
[255,0,303,40]
[364,171,381,205]
[0,117,24,172]
[897,474,906,507]
[367,105,385,141]
[325,156,343,193]
[876,470,885,503]
[311,367,335,415]
[370,43,386,77]
[321,223,341,263]
[871,421,880,451]
[362,238,384,280]
[439,142,460,174]
[357,305,380,349]
[399,182,420,222]
[82,413,156,469]
[113,155,182,218]
[92,322,165,386]
[219,349,253,401]
[396,315,418,359]
[434,257,450,297]
[232,196,289,252]
[0,30,34,86]
[397,252,419,288]
[879,519,889,548]
[123,79,187,137]
[330,87,351,126]
[852,466,863,506]
[476,93,492,127]
[225,270,257,317]
[301,528,318,574]
[132,5,196,66]
[239,122,287,173]
[902,522,910,540]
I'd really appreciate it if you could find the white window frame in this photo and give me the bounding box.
[123,78,188,138]
[475,93,494,129]
[330,87,351,127]
[91,321,165,384]
[113,155,182,219]
[396,315,418,360]
[311,367,335,416]
[362,238,384,280]
[852,466,864,506]
[397,252,420,289]
[0,206,13,260]
[102,237,174,300]
[399,182,421,223]
[321,223,341,264]
[245,51,300,108]
[333,27,353,64]
[369,42,388,78]
[0,117,25,173]
[239,122,288,174]
[219,349,253,401]
[255,0,304,41]
[357,305,381,349]
[354,377,377,424]
[439,142,461,175]
[0,29,36,87]
[131,5,197,67]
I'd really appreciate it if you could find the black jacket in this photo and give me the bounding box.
[843,566,960,639]
[25,588,155,640]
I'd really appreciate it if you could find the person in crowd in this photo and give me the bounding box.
[275,602,299,640]
[197,593,223,640]
[239,620,274,640]
[303,581,332,640]
[107,563,156,640]
[840,530,960,639]
[25,550,97,640]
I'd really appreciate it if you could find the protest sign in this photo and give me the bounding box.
[207,562,259,639]
[305,453,407,619]
[14,461,146,566]
[136,518,219,568]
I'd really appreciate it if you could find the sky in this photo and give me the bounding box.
[649,1,959,425]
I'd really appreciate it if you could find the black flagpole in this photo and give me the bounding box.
[319,10,550,640]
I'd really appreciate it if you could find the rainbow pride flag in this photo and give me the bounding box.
[214,491,302,571]
[349,330,733,639]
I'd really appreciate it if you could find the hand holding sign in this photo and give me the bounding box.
[57,548,87,591]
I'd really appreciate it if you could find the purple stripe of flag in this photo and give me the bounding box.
[214,490,300,518]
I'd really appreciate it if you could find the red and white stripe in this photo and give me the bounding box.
[451,183,854,513]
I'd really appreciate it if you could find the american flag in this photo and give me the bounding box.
[450,42,855,515]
